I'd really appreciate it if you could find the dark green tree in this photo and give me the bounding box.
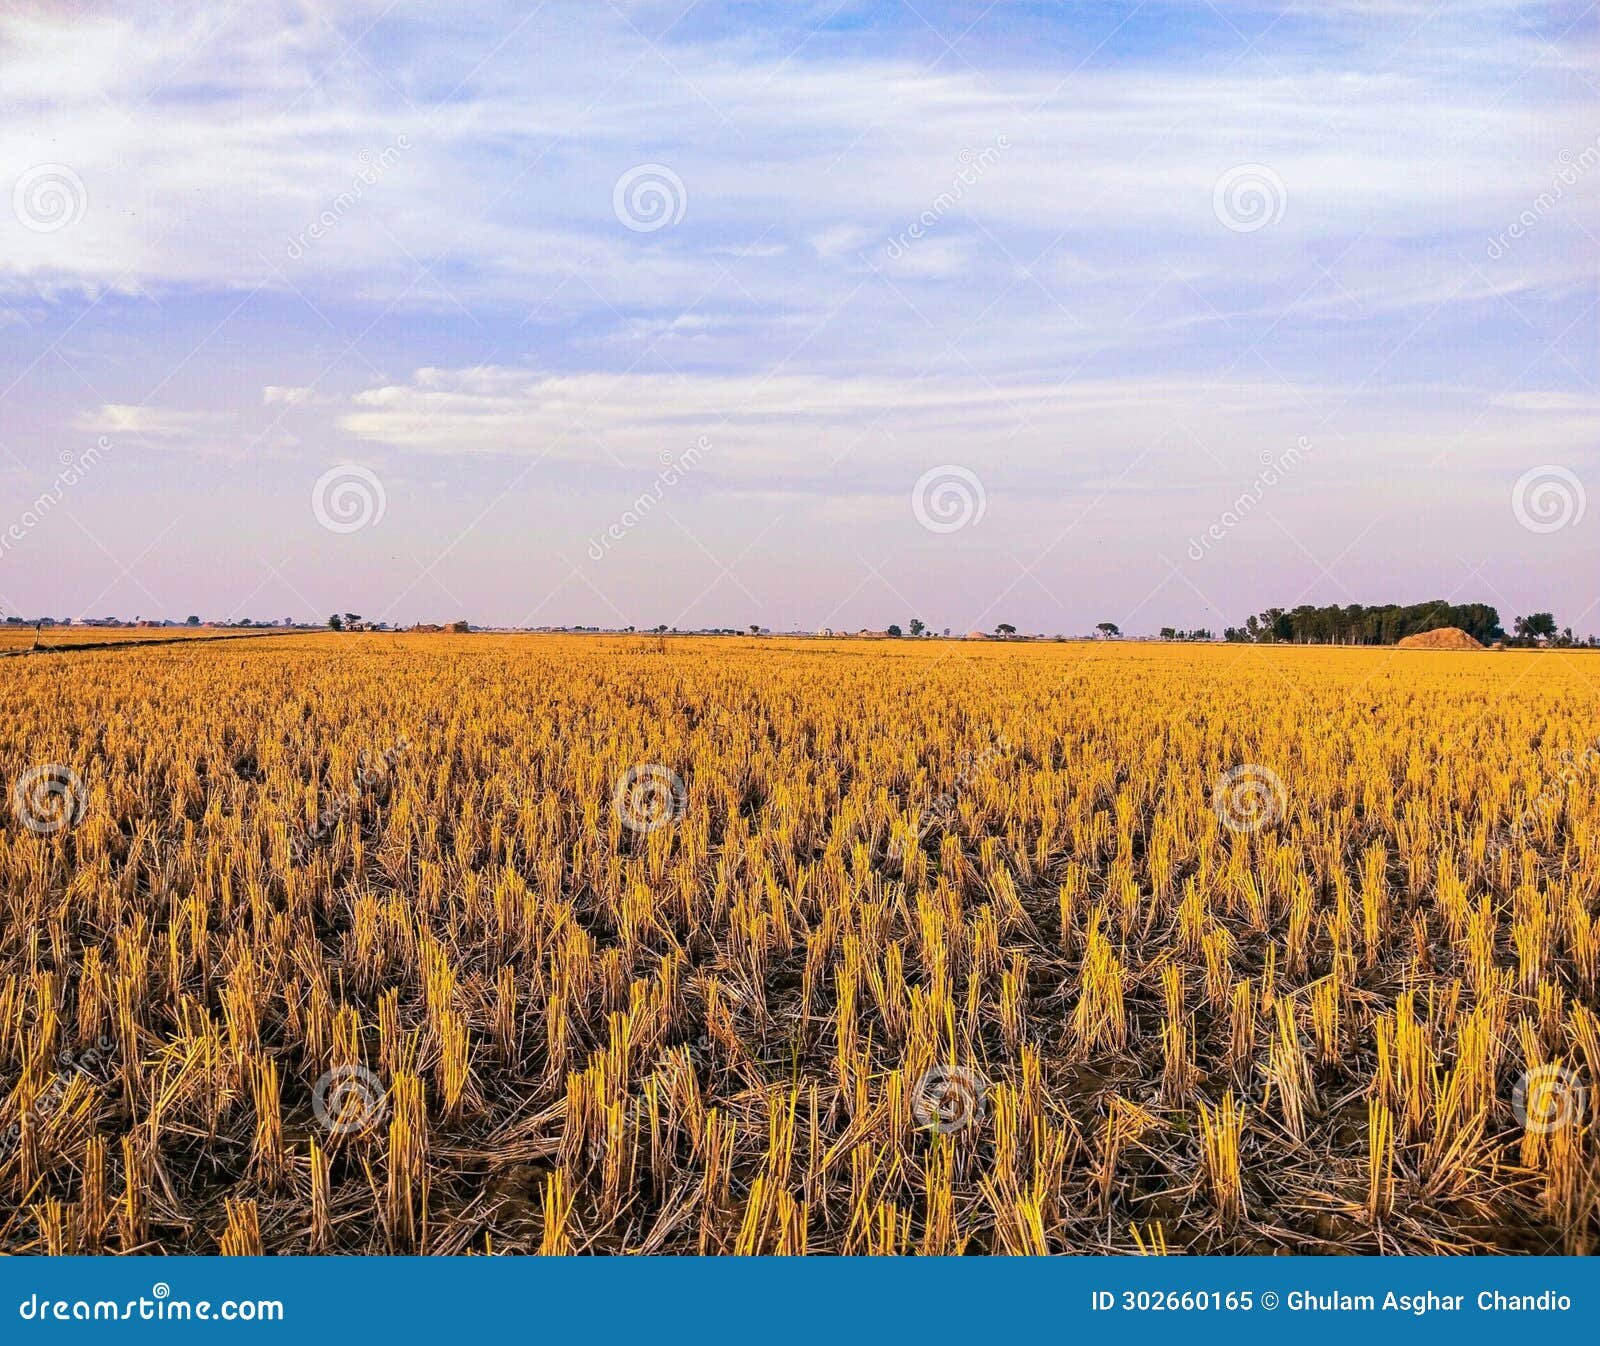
[1514,613,1557,643]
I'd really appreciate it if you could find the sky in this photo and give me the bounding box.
[1,0,1595,635]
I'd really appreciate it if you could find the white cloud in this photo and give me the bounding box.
[72,404,226,440]
[262,385,328,407]
[1,0,1590,329]
[1490,391,1600,413]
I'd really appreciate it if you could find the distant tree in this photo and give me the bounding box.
[344,613,361,628]
[887,623,903,638]
[328,614,344,631]
[1096,622,1120,638]
[909,618,925,637]
[748,624,760,636]
[1232,601,1504,646]
[995,623,1016,637]
[186,615,200,626]
[1159,626,1176,640]
[1514,613,1557,643]
[654,624,668,634]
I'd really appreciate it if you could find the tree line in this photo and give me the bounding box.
[1220,602,1587,647]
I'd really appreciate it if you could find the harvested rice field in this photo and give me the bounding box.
[2,634,1597,1255]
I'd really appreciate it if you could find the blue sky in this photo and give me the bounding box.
[1,0,1595,633]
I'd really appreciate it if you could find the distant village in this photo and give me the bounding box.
[4,613,1134,641]
[5,603,1588,648]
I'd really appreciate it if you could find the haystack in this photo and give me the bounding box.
[1396,626,1484,651]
